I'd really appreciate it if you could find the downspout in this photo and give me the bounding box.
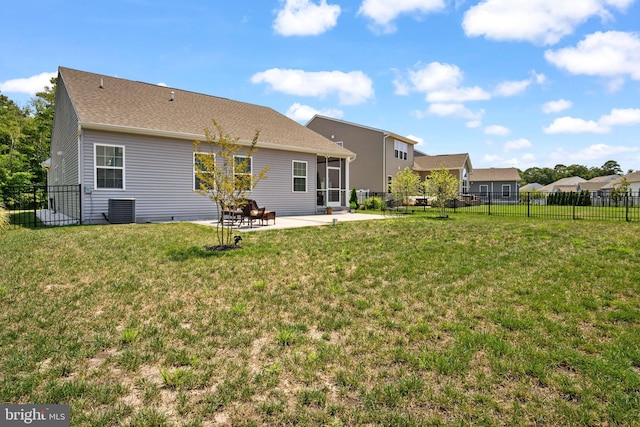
[382,132,389,193]
[77,124,83,224]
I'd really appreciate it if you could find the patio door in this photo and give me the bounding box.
[327,166,341,207]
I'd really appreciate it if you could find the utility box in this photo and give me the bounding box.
[108,198,136,224]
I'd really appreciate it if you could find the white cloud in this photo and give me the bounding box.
[542,99,573,114]
[420,103,484,121]
[543,116,610,134]
[545,31,640,83]
[0,71,57,94]
[504,138,532,152]
[494,79,531,97]
[285,103,344,122]
[543,108,640,133]
[481,153,537,169]
[401,62,490,103]
[251,68,374,105]
[463,0,634,45]
[466,120,482,128]
[484,125,511,136]
[599,108,640,126]
[274,0,341,36]
[358,0,446,34]
[549,144,639,164]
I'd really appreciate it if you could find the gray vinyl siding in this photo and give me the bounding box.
[469,181,518,195]
[49,78,81,218]
[80,130,318,223]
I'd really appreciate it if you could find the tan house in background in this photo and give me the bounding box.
[306,115,418,193]
[412,153,472,194]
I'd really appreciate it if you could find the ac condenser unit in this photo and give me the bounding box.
[108,198,136,224]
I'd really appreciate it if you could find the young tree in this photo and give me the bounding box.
[610,177,630,207]
[193,120,269,247]
[390,167,421,206]
[425,166,460,218]
[0,202,8,232]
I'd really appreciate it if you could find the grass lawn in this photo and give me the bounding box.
[1,215,639,426]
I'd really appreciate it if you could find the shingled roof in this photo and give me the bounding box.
[470,168,521,182]
[58,67,355,158]
[413,153,470,171]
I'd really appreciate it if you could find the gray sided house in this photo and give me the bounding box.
[469,167,521,202]
[306,115,418,194]
[412,153,473,195]
[49,67,355,224]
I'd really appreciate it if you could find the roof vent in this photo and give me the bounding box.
[99,78,104,89]
[170,91,175,101]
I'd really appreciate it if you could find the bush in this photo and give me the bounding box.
[363,196,383,210]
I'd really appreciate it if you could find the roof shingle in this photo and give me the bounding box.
[59,67,354,158]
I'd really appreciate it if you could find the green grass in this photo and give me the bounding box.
[1,215,639,426]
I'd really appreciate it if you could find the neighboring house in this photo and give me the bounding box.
[602,172,640,196]
[520,183,542,192]
[469,167,521,202]
[412,153,472,194]
[539,176,586,193]
[306,115,418,193]
[48,67,355,224]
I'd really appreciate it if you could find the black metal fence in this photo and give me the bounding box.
[359,191,640,222]
[1,185,81,228]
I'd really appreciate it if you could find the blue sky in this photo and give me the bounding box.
[2,0,639,172]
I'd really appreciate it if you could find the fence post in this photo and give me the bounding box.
[79,184,83,225]
[626,193,630,222]
[488,192,491,215]
[33,185,38,228]
[527,192,530,218]
[572,191,576,220]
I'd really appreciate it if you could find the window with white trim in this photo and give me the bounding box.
[479,185,488,196]
[394,140,408,160]
[387,175,393,192]
[335,141,344,147]
[502,184,511,198]
[194,152,215,191]
[234,155,253,191]
[292,160,307,192]
[95,144,124,189]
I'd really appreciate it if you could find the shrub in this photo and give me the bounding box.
[363,196,383,210]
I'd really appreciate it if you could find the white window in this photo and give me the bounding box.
[394,140,408,160]
[194,152,215,191]
[502,185,511,198]
[479,185,488,196]
[95,144,124,189]
[233,155,253,191]
[335,141,344,147]
[462,168,469,194]
[292,161,307,192]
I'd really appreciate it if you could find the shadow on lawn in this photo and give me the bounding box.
[167,245,243,261]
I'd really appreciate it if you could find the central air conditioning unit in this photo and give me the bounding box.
[108,198,136,224]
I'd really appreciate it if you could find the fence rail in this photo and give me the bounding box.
[1,185,81,228]
[359,191,640,222]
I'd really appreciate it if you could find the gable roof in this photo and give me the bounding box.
[306,115,419,146]
[520,183,542,191]
[602,171,640,189]
[413,153,471,172]
[578,182,608,191]
[470,167,520,182]
[587,174,620,183]
[58,67,354,158]
[539,176,586,193]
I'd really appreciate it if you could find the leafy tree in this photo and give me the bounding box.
[425,166,459,218]
[390,167,421,206]
[520,167,555,186]
[601,160,622,176]
[0,93,29,186]
[193,120,269,247]
[610,177,630,207]
[24,78,56,184]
